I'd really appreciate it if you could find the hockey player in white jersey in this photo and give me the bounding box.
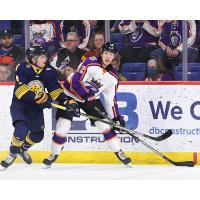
[43,42,132,167]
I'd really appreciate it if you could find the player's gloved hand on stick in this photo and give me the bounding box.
[113,115,125,132]
[64,99,80,117]
[35,91,52,109]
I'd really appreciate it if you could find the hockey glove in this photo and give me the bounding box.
[64,99,80,117]
[113,115,125,132]
[35,92,52,109]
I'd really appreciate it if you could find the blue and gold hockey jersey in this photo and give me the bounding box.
[13,61,66,104]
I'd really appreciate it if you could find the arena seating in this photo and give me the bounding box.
[120,62,146,80]
[13,34,24,47]
[174,63,200,80]
[110,33,124,51]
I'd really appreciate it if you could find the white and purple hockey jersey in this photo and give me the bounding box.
[63,56,120,119]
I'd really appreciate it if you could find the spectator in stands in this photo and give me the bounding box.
[0,29,24,67]
[118,20,160,64]
[0,55,15,81]
[81,31,105,61]
[29,20,59,56]
[59,20,90,50]
[145,58,174,81]
[149,20,198,73]
[50,32,85,69]
[112,52,121,71]
[112,52,127,81]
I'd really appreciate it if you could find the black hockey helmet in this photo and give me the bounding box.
[26,45,48,62]
[101,42,117,54]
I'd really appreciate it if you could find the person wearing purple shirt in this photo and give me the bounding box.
[118,20,160,64]
[149,20,198,74]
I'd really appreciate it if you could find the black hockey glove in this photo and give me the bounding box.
[113,115,125,132]
[64,99,80,117]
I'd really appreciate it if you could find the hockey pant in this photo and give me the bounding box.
[51,99,121,155]
[10,100,45,155]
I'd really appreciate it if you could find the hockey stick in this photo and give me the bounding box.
[92,108,195,166]
[93,107,173,142]
[91,108,195,167]
[51,103,195,167]
[51,103,172,141]
[128,133,195,167]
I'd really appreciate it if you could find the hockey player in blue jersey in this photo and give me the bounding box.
[43,42,132,167]
[0,45,79,169]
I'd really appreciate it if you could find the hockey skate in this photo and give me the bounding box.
[0,154,17,169]
[43,154,58,167]
[18,149,32,164]
[114,150,132,168]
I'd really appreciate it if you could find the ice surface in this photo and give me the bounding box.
[0,164,200,180]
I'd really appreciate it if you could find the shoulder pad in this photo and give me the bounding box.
[16,62,30,72]
[45,64,57,73]
[84,57,100,66]
[109,67,119,80]
[45,67,53,71]
[25,63,31,69]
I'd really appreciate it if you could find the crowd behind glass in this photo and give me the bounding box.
[0,20,199,82]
